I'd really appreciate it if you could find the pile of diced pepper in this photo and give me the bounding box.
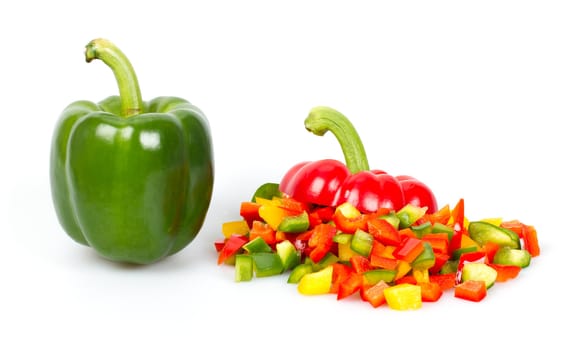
[215,193,540,310]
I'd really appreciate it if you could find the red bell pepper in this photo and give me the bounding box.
[279,106,438,214]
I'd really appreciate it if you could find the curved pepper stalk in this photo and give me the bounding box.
[279,106,437,214]
[50,38,214,264]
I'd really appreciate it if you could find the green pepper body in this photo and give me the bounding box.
[51,96,213,264]
[50,39,213,264]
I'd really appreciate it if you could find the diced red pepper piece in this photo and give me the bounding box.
[395,275,417,285]
[428,252,450,274]
[367,218,401,246]
[370,244,399,270]
[368,240,386,265]
[308,206,335,227]
[315,206,335,221]
[249,220,277,245]
[499,219,524,236]
[449,198,465,235]
[350,255,372,274]
[523,224,541,257]
[337,271,363,300]
[240,201,262,227]
[455,280,487,302]
[278,197,309,214]
[308,223,337,263]
[393,236,424,263]
[330,263,352,294]
[488,263,522,282]
[429,273,456,291]
[482,241,501,263]
[217,234,249,265]
[333,203,368,234]
[370,255,398,270]
[214,239,226,253]
[418,282,443,302]
[360,280,390,308]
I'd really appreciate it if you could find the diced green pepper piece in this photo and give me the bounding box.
[451,246,479,260]
[243,236,272,253]
[251,252,284,277]
[396,204,428,229]
[411,222,432,238]
[333,233,353,245]
[432,222,454,241]
[350,229,374,257]
[311,252,339,271]
[278,211,310,233]
[468,221,521,249]
[288,263,314,284]
[235,254,254,282]
[276,240,301,271]
[378,213,400,230]
[461,262,498,289]
[492,247,531,268]
[363,268,397,285]
[411,242,435,270]
[440,260,458,274]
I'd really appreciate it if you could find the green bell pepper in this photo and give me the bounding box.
[50,38,214,264]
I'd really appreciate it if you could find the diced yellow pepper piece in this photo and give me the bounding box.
[259,205,290,231]
[335,202,361,219]
[412,268,430,284]
[460,234,480,249]
[221,220,250,238]
[338,242,359,262]
[254,197,281,206]
[395,260,412,280]
[297,265,333,295]
[384,283,422,310]
[380,245,396,258]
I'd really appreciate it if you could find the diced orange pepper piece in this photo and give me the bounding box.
[249,220,276,245]
[418,282,443,302]
[360,280,390,308]
[422,233,450,255]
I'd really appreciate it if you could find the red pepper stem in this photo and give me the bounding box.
[305,106,370,173]
[84,38,143,118]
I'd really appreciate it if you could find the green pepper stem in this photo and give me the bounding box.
[85,38,143,117]
[305,106,370,173]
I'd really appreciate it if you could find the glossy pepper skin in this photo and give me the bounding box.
[50,39,214,264]
[279,107,437,214]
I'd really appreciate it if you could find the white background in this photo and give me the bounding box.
[1,1,567,349]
